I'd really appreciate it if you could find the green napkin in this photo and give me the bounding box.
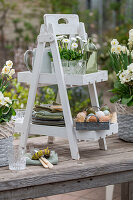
[25,151,58,165]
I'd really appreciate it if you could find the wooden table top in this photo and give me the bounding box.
[0,135,133,200]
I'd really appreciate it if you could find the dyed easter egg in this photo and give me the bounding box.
[99,116,110,122]
[96,111,105,118]
[76,112,86,122]
[86,114,97,122]
[103,110,110,116]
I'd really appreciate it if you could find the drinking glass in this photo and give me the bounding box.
[12,109,26,122]
[8,145,26,171]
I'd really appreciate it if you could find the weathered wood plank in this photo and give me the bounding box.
[0,136,133,192]
[1,170,133,200]
[129,182,133,200]
[121,182,133,200]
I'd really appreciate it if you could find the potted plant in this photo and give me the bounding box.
[109,29,133,142]
[0,60,16,166]
[48,35,98,75]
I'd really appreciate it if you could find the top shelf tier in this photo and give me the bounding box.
[18,70,108,86]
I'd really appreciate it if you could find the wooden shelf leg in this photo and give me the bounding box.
[88,83,108,151]
[49,24,80,160]
[121,182,133,200]
[20,37,45,152]
[98,138,107,150]
[88,83,99,111]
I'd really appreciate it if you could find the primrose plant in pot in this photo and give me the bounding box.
[109,29,133,142]
[0,60,16,166]
[48,35,97,75]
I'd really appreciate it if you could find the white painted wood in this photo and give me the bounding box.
[17,70,108,86]
[15,121,118,141]
[88,83,99,111]
[20,27,47,152]
[75,123,118,141]
[98,138,107,150]
[88,83,108,150]
[48,23,79,160]
[106,185,114,200]
[44,14,79,35]
[17,14,117,160]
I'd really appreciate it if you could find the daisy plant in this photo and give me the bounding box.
[109,29,133,106]
[0,60,16,123]
[48,35,84,61]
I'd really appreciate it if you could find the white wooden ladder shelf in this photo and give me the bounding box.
[15,14,118,160]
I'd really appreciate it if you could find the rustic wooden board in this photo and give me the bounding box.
[0,135,133,199]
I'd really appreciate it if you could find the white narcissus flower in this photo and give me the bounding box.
[111,45,117,53]
[6,60,13,68]
[131,51,133,59]
[121,46,128,54]
[2,65,10,75]
[0,92,5,106]
[70,37,77,42]
[71,42,78,49]
[62,39,70,43]
[116,45,121,54]
[111,39,119,46]
[4,97,12,104]
[9,69,15,77]
[127,63,133,73]
[129,29,133,38]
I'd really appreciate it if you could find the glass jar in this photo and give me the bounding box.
[51,60,86,75]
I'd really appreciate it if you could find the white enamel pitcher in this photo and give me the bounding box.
[24,47,52,73]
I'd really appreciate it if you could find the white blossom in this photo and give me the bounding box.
[9,69,15,77]
[6,60,13,68]
[62,39,70,43]
[0,92,5,106]
[2,65,10,75]
[71,43,78,49]
[111,39,119,46]
[70,37,77,42]
[129,29,133,38]
[131,50,133,59]
[121,46,128,54]
[4,97,12,104]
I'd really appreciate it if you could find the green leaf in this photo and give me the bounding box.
[127,99,133,106]
[121,96,133,105]
[11,107,16,116]
[110,95,120,103]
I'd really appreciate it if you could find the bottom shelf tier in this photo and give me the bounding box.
[15,120,118,141]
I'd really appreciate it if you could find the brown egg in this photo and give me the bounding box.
[86,115,98,122]
[99,116,110,122]
[76,112,86,122]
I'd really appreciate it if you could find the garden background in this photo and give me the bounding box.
[0,0,133,116]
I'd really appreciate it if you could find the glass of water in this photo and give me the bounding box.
[8,145,26,171]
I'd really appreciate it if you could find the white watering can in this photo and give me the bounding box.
[24,47,52,73]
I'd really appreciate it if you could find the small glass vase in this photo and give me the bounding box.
[8,145,26,171]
